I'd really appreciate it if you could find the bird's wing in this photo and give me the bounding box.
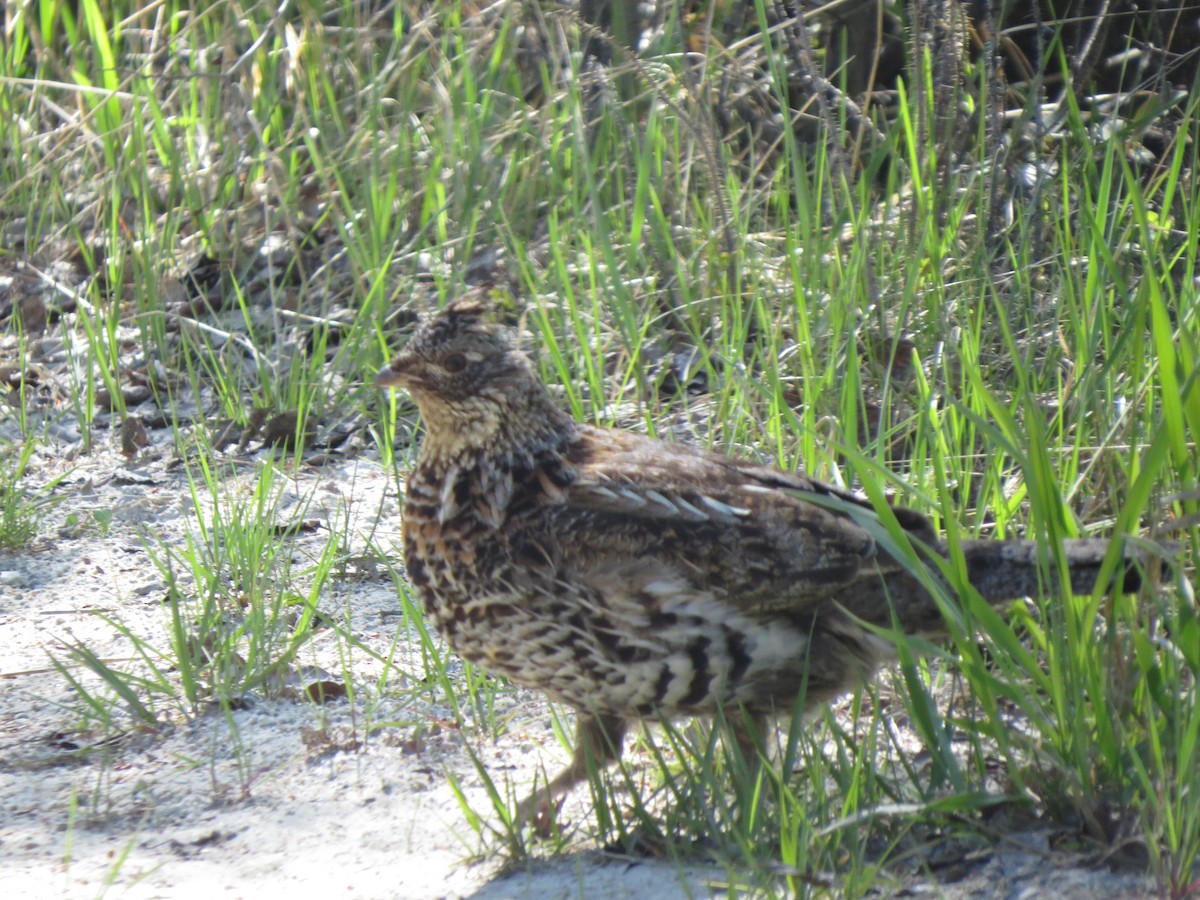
[531,425,931,616]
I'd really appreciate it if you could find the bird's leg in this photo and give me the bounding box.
[725,711,770,795]
[516,711,627,833]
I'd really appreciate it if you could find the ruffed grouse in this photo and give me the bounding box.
[375,295,1140,821]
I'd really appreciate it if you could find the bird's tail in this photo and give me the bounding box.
[953,538,1143,602]
[836,538,1149,636]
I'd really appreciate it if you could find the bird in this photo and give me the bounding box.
[374,293,1143,825]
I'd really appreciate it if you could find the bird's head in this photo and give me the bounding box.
[375,294,572,460]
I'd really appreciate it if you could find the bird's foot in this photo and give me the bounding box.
[513,784,566,838]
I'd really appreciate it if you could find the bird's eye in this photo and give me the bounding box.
[443,353,467,374]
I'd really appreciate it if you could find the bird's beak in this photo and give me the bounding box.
[374,354,415,389]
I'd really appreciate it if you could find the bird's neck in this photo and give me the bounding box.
[407,396,577,530]
[413,388,577,475]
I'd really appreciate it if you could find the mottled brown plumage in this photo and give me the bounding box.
[375,295,1140,822]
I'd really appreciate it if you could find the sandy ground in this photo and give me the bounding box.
[0,433,1162,898]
